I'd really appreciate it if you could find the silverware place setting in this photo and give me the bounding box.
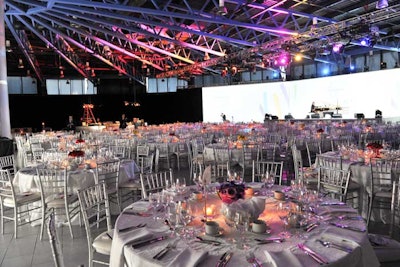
[316,239,353,253]
[297,243,329,265]
[255,237,284,244]
[118,223,146,233]
[152,239,178,260]
[246,251,262,267]
[329,222,366,232]
[195,236,222,246]
[131,235,168,249]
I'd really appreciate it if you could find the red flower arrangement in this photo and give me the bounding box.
[68,150,85,158]
[366,142,383,150]
[75,139,85,144]
[217,181,245,204]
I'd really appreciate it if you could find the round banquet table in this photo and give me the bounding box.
[13,159,139,194]
[110,184,379,267]
[321,151,400,223]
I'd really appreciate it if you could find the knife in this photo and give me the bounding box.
[298,244,329,264]
[320,202,346,206]
[217,252,227,267]
[255,237,284,244]
[118,223,146,233]
[222,252,233,266]
[131,235,168,248]
[330,222,366,232]
[196,236,221,246]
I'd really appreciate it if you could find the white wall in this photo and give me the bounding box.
[202,68,400,122]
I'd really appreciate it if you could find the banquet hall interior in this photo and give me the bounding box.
[2,0,400,267]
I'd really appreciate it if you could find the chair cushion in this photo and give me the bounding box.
[369,234,400,262]
[3,192,41,206]
[92,229,113,255]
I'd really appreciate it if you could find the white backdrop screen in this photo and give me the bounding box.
[202,69,400,122]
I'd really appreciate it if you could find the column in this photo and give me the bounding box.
[0,0,11,138]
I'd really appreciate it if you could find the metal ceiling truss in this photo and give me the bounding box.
[4,0,400,81]
[4,17,44,83]
[24,12,146,84]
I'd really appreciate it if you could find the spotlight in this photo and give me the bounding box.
[294,54,302,61]
[17,58,24,69]
[273,53,291,67]
[218,6,228,15]
[360,39,368,46]
[376,0,388,9]
[85,61,90,70]
[332,43,344,53]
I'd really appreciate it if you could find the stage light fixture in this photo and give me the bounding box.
[376,0,388,9]
[17,58,24,69]
[332,43,344,53]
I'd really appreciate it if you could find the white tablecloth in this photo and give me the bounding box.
[13,159,139,193]
[110,185,379,267]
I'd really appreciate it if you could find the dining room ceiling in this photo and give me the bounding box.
[4,0,400,85]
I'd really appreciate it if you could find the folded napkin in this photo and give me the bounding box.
[302,227,373,267]
[110,227,154,267]
[224,197,266,220]
[127,201,152,213]
[166,247,208,267]
[264,250,303,267]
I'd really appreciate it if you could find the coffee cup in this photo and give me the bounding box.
[274,190,285,201]
[252,219,267,233]
[205,221,220,236]
[192,191,203,200]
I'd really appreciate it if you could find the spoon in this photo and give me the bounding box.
[316,239,352,252]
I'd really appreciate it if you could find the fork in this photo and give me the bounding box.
[246,251,261,267]
[153,239,178,260]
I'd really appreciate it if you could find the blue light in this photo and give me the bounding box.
[322,68,330,76]
[350,65,355,71]
[272,71,279,78]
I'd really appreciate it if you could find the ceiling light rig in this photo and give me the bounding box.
[217,0,228,15]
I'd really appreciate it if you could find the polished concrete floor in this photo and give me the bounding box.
[1,164,400,267]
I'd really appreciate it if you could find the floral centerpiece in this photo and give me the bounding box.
[217,181,245,204]
[75,138,85,144]
[366,142,383,157]
[237,134,247,141]
[68,150,85,158]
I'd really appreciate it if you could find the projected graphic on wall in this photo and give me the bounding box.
[202,68,400,123]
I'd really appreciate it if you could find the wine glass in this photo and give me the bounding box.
[149,193,160,222]
[234,211,250,250]
[262,172,274,196]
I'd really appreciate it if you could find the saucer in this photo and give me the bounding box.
[200,229,224,237]
[252,228,272,235]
